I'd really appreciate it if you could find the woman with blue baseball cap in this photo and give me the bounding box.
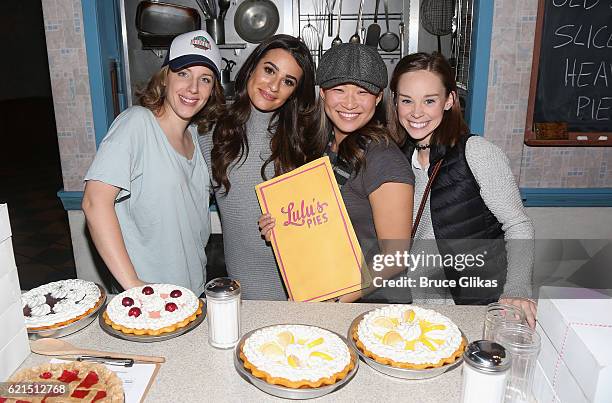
[82,30,224,296]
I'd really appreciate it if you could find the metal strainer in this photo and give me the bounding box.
[420,0,455,53]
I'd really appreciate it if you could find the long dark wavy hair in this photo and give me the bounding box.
[315,90,392,175]
[137,66,225,134]
[210,35,316,193]
[388,52,468,147]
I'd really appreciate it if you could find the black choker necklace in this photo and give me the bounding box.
[415,144,431,150]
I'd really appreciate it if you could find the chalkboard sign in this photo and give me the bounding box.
[525,0,612,146]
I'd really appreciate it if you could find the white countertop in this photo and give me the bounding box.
[19,300,485,402]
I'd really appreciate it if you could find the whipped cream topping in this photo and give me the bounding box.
[357,305,463,365]
[30,304,51,317]
[50,286,70,299]
[22,293,46,308]
[52,299,76,313]
[21,279,101,328]
[394,321,421,341]
[242,324,351,382]
[140,296,165,313]
[106,284,199,330]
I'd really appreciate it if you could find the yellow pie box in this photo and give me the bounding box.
[256,157,367,302]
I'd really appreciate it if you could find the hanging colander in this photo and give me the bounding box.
[420,0,455,53]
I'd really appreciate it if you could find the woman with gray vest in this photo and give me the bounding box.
[388,52,536,326]
[199,35,316,300]
[260,43,415,303]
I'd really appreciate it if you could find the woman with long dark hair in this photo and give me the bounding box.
[83,31,223,295]
[260,43,415,303]
[388,52,536,326]
[199,34,316,300]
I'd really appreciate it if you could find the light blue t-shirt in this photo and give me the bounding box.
[85,106,210,296]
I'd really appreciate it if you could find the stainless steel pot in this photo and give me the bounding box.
[136,1,201,49]
[233,0,280,44]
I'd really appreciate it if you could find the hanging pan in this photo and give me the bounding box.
[136,1,201,49]
[378,0,399,52]
[420,0,455,53]
[234,0,280,44]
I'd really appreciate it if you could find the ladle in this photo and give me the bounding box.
[30,338,165,363]
[349,0,363,44]
[379,0,400,52]
[194,0,212,19]
[218,0,230,21]
[331,0,343,46]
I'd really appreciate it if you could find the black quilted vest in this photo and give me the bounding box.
[403,134,507,304]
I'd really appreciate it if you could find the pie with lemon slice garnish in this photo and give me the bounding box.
[353,305,466,369]
[239,325,355,388]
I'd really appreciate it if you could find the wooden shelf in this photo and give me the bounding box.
[524,131,612,147]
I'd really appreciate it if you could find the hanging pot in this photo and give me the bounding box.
[234,0,280,44]
[136,1,201,49]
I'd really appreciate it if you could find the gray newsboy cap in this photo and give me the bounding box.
[316,43,388,94]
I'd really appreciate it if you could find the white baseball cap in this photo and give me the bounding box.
[163,30,221,79]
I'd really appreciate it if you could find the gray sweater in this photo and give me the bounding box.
[199,108,287,300]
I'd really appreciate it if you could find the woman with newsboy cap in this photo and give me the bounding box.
[260,43,415,303]
[82,30,224,296]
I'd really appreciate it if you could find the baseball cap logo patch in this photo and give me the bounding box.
[190,36,211,51]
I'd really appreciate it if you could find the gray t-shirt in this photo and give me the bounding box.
[199,108,286,300]
[341,140,415,261]
[84,106,210,296]
[341,140,415,303]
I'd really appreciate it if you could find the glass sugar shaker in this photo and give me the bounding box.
[204,277,241,349]
[461,340,512,403]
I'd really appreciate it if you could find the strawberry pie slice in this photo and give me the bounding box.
[4,362,123,402]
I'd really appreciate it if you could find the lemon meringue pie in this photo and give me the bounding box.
[239,325,355,388]
[353,305,466,369]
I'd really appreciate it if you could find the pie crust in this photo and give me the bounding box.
[239,325,355,389]
[22,280,104,331]
[352,305,467,370]
[353,326,466,369]
[103,299,203,336]
[240,349,355,389]
[28,296,104,332]
[6,361,124,402]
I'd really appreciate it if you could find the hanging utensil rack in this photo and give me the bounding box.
[296,0,407,64]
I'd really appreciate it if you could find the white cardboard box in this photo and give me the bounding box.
[0,204,11,242]
[533,360,561,403]
[0,265,22,313]
[0,328,30,381]
[0,203,29,381]
[537,286,612,403]
[536,323,588,402]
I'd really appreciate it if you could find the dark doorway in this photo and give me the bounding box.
[0,2,76,290]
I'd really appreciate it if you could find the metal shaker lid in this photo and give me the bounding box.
[204,277,241,299]
[463,340,512,373]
